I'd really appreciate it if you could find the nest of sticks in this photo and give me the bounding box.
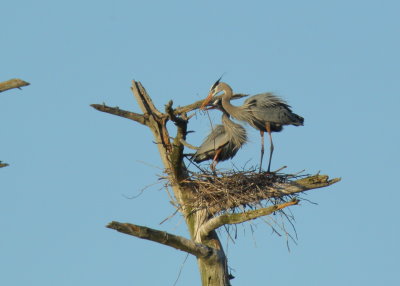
[178,168,306,215]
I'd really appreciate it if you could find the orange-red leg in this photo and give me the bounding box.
[266,122,274,173]
[259,130,265,173]
[211,148,222,172]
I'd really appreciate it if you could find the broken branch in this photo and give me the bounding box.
[131,80,163,118]
[278,174,341,195]
[90,104,148,126]
[0,79,30,93]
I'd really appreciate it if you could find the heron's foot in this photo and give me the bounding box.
[210,165,217,176]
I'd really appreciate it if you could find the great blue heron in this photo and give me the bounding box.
[193,101,247,171]
[201,79,304,172]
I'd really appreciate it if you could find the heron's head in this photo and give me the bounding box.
[200,78,224,110]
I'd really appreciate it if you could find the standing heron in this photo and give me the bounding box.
[193,101,247,171]
[200,79,304,172]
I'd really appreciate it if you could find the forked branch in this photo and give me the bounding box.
[131,81,163,118]
[131,81,172,153]
[107,221,213,258]
[199,199,299,239]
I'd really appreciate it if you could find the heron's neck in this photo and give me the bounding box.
[221,90,240,118]
[221,112,230,124]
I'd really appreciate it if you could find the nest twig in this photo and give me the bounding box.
[178,168,307,215]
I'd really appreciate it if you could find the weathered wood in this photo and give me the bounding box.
[0,79,30,93]
[199,199,299,239]
[90,104,148,126]
[107,221,213,258]
[280,174,341,194]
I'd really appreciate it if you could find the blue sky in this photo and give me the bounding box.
[1,0,399,285]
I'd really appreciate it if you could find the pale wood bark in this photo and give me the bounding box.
[199,200,299,239]
[0,79,30,93]
[107,221,213,258]
[90,104,148,126]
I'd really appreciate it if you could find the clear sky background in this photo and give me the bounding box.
[2,1,399,285]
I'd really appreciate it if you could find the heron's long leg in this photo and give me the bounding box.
[266,122,274,173]
[211,148,222,172]
[259,130,265,173]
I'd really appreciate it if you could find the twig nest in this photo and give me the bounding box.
[180,168,305,214]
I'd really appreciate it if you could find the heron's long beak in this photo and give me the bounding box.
[200,91,215,110]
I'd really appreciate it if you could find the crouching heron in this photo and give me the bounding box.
[193,101,247,171]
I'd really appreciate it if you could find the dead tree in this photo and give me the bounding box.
[91,80,340,286]
[1,78,30,168]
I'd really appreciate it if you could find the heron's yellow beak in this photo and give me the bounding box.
[200,91,215,110]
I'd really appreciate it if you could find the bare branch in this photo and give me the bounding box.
[131,81,172,153]
[200,199,299,238]
[0,162,9,168]
[174,93,249,115]
[165,100,187,127]
[90,104,148,126]
[277,174,341,196]
[0,79,30,93]
[107,221,213,258]
[131,80,163,118]
[165,100,191,181]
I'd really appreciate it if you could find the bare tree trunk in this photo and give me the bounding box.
[92,80,340,286]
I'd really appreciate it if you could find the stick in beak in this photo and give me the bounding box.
[200,91,215,110]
